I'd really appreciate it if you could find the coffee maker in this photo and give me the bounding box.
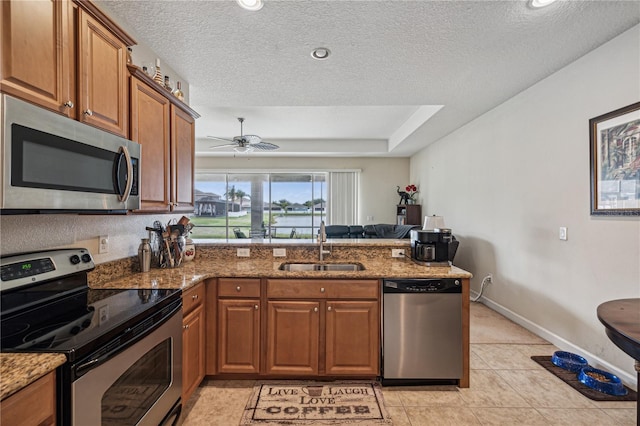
[410,228,453,265]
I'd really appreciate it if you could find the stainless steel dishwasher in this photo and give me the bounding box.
[382,278,462,384]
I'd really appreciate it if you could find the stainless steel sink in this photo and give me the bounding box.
[279,262,365,271]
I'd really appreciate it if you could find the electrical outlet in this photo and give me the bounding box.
[237,248,250,257]
[367,215,374,221]
[559,227,568,241]
[273,248,286,257]
[392,249,405,258]
[98,305,109,325]
[99,235,109,254]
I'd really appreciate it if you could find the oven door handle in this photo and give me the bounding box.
[75,340,130,377]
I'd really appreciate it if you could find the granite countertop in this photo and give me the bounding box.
[90,257,472,290]
[0,353,67,400]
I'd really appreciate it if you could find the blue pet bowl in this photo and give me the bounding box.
[551,351,588,373]
[578,367,627,396]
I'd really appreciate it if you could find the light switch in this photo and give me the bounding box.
[559,227,568,241]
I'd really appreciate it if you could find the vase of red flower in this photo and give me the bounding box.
[405,184,418,203]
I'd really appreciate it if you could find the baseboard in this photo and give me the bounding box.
[474,296,638,391]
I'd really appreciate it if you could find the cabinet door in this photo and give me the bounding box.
[218,299,260,374]
[265,301,319,375]
[170,105,195,212]
[406,204,422,225]
[78,9,127,137]
[183,304,205,403]
[0,0,74,116]
[325,301,379,375]
[130,76,171,212]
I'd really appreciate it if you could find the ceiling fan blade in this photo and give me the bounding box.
[251,142,280,151]
[206,136,234,142]
[209,143,239,149]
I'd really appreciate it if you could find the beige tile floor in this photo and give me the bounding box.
[182,302,637,425]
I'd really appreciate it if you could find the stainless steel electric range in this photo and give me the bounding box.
[0,248,183,425]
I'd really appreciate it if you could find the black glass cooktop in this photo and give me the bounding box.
[0,285,180,359]
[1,248,182,363]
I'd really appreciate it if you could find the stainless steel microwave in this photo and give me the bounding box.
[1,95,140,212]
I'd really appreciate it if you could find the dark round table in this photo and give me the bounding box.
[597,298,640,424]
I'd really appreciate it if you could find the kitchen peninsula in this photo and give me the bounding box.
[1,239,472,417]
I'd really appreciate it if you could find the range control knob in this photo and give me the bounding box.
[454,280,460,286]
[81,319,92,328]
[81,254,92,263]
[70,325,81,335]
[70,255,81,265]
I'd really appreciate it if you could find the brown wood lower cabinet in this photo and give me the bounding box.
[325,301,379,375]
[217,299,260,373]
[0,371,56,426]
[216,277,262,374]
[183,283,205,403]
[265,301,320,375]
[265,279,380,377]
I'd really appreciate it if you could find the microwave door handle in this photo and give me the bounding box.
[117,145,134,203]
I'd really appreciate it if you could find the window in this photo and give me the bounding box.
[191,172,334,239]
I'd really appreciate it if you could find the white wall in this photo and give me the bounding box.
[410,25,640,385]
[196,156,410,225]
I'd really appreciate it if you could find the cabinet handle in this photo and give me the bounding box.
[192,294,198,300]
[328,306,332,311]
[254,304,259,310]
[236,286,241,292]
[183,324,189,329]
[320,287,325,293]
[313,307,318,312]
[63,101,74,108]
[83,109,93,116]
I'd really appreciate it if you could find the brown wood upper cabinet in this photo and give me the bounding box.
[129,66,198,213]
[1,0,134,137]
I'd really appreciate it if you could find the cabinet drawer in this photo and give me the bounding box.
[218,278,261,298]
[267,279,379,299]
[182,282,205,315]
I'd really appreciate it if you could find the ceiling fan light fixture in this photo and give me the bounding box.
[529,0,557,8]
[234,145,254,153]
[311,47,331,60]
[236,0,263,11]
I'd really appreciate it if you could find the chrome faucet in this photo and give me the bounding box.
[318,221,331,261]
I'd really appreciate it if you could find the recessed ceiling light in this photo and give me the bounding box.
[311,48,331,60]
[236,0,263,11]
[529,0,557,8]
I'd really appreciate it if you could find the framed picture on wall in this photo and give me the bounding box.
[590,101,640,216]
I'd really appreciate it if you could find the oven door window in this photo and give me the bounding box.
[101,340,171,425]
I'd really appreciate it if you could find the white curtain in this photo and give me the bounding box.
[327,171,359,225]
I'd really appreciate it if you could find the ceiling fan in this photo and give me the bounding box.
[207,117,279,152]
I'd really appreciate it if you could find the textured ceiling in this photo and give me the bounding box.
[99,0,640,157]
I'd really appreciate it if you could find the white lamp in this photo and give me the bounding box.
[423,215,445,230]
